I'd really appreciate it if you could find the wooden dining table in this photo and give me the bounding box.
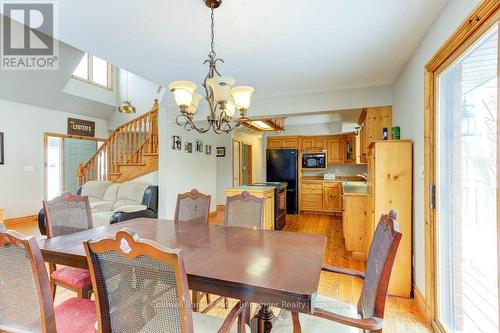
[38,218,326,331]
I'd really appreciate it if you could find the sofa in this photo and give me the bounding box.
[38,180,158,235]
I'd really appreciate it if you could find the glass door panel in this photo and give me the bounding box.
[436,24,498,333]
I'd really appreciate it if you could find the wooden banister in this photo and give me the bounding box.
[78,99,159,185]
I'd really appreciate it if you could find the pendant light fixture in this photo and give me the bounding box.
[169,0,254,134]
[118,70,136,114]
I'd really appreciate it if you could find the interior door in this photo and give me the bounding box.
[435,22,499,333]
[64,138,97,193]
[241,144,252,185]
[232,140,241,187]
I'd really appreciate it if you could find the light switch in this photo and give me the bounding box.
[24,165,34,172]
[418,165,424,179]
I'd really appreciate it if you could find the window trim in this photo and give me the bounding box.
[72,54,113,91]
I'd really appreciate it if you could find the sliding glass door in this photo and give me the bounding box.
[436,22,499,333]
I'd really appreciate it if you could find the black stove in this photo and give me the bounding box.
[248,182,287,230]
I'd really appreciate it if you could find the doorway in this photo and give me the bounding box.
[45,133,104,200]
[241,143,252,185]
[425,5,499,332]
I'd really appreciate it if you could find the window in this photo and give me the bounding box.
[72,53,113,89]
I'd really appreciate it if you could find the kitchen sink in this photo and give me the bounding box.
[342,181,369,194]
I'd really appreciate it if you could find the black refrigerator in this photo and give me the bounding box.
[266,149,298,214]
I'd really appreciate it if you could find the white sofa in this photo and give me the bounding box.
[80,180,153,227]
[38,180,159,235]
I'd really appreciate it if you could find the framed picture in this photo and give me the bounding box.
[216,146,225,157]
[196,140,203,152]
[171,135,182,150]
[205,145,212,155]
[0,132,3,165]
[185,142,193,153]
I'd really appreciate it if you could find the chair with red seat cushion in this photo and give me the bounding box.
[0,230,96,333]
[43,192,94,299]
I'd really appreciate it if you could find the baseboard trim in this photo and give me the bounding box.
[413,284,428,324]
[4,214,38,227]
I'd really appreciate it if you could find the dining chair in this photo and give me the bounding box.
[224,191,264,229]
[0,230,96,333]
[225,191,266,330]
[174,188,211,224]
[272,211,403,333]
[43,192,93,299]
[175,188,225,313]
[83,228,250,333]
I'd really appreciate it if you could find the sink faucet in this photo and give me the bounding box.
[357,173,368,181]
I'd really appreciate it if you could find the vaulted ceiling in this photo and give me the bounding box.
[53,0,447,97]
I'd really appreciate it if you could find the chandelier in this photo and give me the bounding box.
[168,0,254,134]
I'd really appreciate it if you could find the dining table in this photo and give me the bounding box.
[38,218,327,332]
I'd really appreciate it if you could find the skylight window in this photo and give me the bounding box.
[73,53,112,89]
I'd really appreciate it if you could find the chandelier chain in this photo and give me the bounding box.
[209,6,216,58]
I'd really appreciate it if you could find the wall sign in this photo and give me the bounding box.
[67,118,95,137]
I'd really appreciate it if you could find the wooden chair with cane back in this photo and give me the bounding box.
[224,191,265,230]
[43,192,94,299]
[175,188,228,313]
[0,230,96,333]
[83,228,250,333]
[272,211,403,333]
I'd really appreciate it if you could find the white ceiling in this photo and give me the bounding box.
[52,0,447,98]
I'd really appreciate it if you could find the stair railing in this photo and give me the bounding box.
[78,99,159,185]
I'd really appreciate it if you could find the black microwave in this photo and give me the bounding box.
[302,152,327,169]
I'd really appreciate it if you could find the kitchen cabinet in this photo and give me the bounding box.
[327,137,343,164]
[267,136,299,149]
[302,136,327,151]
[323,183,342,212]
[300,180,342,213]
[358,106,392,163]
[343,135,359,164]
[342,194,368,260]
[367,140,412,298]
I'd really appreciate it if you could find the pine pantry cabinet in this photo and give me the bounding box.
[367,140,412,298]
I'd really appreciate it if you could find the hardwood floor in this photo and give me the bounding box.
[8,212,431,332]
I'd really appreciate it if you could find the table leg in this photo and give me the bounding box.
[255,305,274,333]
[192,291,200,312]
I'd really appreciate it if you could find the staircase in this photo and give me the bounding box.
[78,99,159,185]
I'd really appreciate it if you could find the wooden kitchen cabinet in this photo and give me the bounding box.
[267,136,300,149]
[301,136,327,151]
[300,182,323,211]
[358,106,392,163]
[323,183,342,212]
[342,194,368,259]
[300,180,342,213]
[327,137,343,164]
[343,135,359,164]
[367,140,412,298]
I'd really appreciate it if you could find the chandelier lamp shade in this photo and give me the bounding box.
[169,0,254,134]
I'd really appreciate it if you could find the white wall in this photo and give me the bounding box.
[0,99,108,218]
[158,107,218,219]
[392,0,481,294]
